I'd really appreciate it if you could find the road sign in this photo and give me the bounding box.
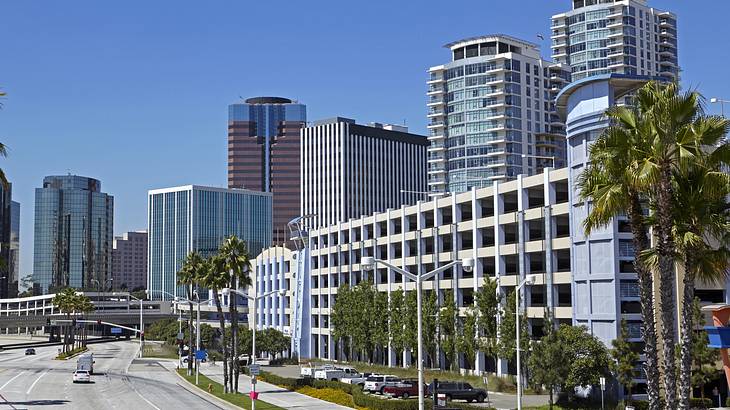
[177,332,184,341]
[195,350,207,361]
[111,327,122,335]
[600,376,606,391]
[249,364,261,375]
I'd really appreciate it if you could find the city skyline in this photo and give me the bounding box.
[0,0,727,282]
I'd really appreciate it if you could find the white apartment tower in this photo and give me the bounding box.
[301,118,428,230]
[551,0,679,82]
[427,34,571,194]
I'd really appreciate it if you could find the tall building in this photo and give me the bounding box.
[111,231,148,291]
[551,0,678,82]
[0,184,13,298]
[33,175,114,294]
[228,97,306,245]
[428,34,571,194]
[301,118,428,230]
[9,201,19,298]
[147,185,272,300]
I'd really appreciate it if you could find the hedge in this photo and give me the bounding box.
[689,397,713,409]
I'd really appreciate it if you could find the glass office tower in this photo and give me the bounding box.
[33,175,114,294]
[147,185,272,300]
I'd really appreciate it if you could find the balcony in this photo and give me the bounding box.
[659,30,676,39]
[427,110,445,118]
[427,87,444,95]
[427,120,445,129]
[608,60,625,69]
[427,97,444,106]
[551,20,566,29]
[607,30,624,39]
[606,19,622,28]
[659,19,673,28]
[607,8,623,18]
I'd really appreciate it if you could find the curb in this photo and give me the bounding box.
[55,347,89,360]
[169,367,241,410]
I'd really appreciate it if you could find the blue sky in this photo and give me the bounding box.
[1,0,728,278]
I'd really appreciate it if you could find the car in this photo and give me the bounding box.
[313,367,358,381]
[24,348,36,355]
[72,370,91,383]
[182,356,207,364]
[383,380,425,399]
[430,381,487,403]
[363,375,400,394]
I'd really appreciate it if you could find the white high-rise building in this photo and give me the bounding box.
[427,34,571,194]
[300,117,428,230]
[551,0,678,82]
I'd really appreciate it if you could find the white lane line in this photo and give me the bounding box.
[125,377,162,410]
[25,369,49,395]
[0,371,26,390]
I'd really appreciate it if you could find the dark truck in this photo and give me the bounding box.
[430,381,488,403]
[383,380,425,399]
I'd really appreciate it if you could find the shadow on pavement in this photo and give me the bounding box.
[3,399,71,406]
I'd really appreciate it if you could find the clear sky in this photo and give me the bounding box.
[1,0,728,280]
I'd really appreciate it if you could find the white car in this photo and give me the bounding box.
[363,375,400,394]
[73,370,91,383]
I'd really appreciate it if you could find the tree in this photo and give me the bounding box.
[421,290,438,367]
[474,277,500,363]
[331,284,353,360]
[388,287,406,363]
[498,289,529,374]
[559,325,611,391]
[200,254,230,392]
[177,252,204,374]
[403,290,418,363]
[611,321,639,401]
[218,236,252,393]
[529,314,568,409]
[439,290,458,370]
[458,308,478,371]
[689,298,720,398]
[372,290,389,363]
[52,288,78,353]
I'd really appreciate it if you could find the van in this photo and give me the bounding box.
[76,353,95,374]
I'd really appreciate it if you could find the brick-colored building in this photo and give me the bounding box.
[111,231,147,291]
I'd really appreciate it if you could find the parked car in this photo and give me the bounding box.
[430,381,487,403]
[300,364,335,378]
[364,375,400,394]
[24,348,36,355]
[341,372,373,387]
[313,367,358,381]
[72,370,91,383]
[383,380,425,399]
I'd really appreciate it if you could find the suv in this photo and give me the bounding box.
[383,380,424,399]
[364,375,400,394]
[431,381,487,403]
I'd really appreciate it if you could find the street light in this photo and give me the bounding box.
[710,97,729,116]
[114,292,144,358]
[361,255,474,410]
[147,289,185,369]
[516,274,536,410]
[224,287,286,410]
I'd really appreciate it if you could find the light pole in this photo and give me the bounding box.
[710,97,729,116]
[361,255,474,410]
[515,274,536,410]
[224,287,286,410]
[115,292,144,358]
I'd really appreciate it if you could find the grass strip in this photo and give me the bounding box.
[176,368,284,410]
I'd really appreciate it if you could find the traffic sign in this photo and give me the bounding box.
[600,376,606,391]
[177,332,184,341]
[249,364,261,375]
[195,350,207,361]
[111,327,122,335]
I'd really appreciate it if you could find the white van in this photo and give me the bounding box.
[313,367,358,381]
[76,353,95,374]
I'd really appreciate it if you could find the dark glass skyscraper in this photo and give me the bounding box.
[33,175,114,294]
[228,97,306,246]
[0,183,13,298]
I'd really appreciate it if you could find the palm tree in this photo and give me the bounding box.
[578,102,662,409]
[200,255,231,392]
[178,252,204,374]
[75,293,94,348]
[52,288,79,353]
[218,236,252,393]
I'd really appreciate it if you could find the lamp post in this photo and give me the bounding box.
[515,274,536,410]
[115,292,144,358]
[710,97,729,116]
[361,255,474,410]
[224,287,286,410]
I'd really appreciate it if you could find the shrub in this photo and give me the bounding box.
[616,400,649,410]
[298,386,356,408]
[689,397,713,409]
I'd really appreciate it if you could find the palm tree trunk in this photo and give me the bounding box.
[213,289,229,393]
[187,286,194,375]
[678,255,696,410]
[628,194,661,410]
[656,166,678,410]
[231,276,239,393]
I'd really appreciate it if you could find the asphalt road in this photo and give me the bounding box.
[0,340,225,409]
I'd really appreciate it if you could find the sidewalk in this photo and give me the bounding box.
[198,362,351,409]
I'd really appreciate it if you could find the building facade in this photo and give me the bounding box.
[228,97,307,245]
[9,200,19,298]
[33,175,114,294]
[551,0,678,82]
[147,185,272,300]
[111,231,148,291]
[427,34,571,194]
[301,118,429,230]
[0,184,14,298]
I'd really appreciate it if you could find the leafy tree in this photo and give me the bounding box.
[403,290,418,359]
[199,323,217,350]
[388,287,406,362]
[611,320,639,401]
[421,290,438,367]
[331,284,353,360]
[439,290,458,370]
[528,314,568,409]
[690,298,720,398]
[559,324,611,391]
[372,290,389,363]
[498,289,529,369]
[474,277,500,361]
[458,308,478,371]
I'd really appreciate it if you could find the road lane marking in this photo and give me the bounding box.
[26,369,49,395]
[124,376,161,410]
[0,371,26,390]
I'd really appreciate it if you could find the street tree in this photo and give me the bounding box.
[611,320,639,401]
[439,290,458,370]
[528,314,568,409]
[388,287,406,362]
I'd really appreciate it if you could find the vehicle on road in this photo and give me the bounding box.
[430,381,487,403]
[182,355,207,364]
[76,353,94,374]
[300,364,335,378]
[341,372,374,387]
[383,380,425,399]
[72,370,91,383]
[313,367,358,381]
[364,375,400,394]
[24,348,36,355]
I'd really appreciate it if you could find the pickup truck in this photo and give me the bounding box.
[383,380,424,399]
[300,364,335,378]
[313,367,358,381]
[364,375,400,394]
[341,372,373,387]
[430,381,487,403]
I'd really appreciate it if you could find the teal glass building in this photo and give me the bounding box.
[147,185,272,300]
[33,175,114,294]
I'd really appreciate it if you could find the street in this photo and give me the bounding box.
[0,341,224,409]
